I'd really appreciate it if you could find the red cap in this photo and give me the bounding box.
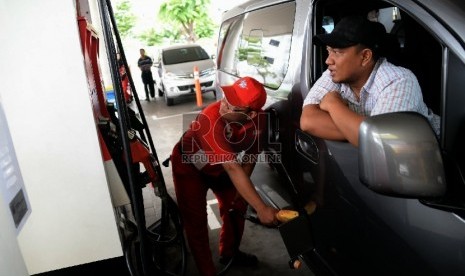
[221,77,267,110]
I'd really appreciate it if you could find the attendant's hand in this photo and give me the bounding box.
[256,205,279,226]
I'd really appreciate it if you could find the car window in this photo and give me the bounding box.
[314,4,443,112]
[163,46,210,65]
[312,0,465,212]
[444,51,465,175]
[217,1,296,89]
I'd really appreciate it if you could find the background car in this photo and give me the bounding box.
[217,0,465,275]
[154,44,216,106]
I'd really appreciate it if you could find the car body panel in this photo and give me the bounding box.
[216,0,465,275]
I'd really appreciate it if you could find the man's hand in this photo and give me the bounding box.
[300,104,346,141]
[318,91,364,146]
[140,64,152,71]
[320,91,347,112]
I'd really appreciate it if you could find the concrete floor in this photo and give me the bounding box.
[137,92,314,276]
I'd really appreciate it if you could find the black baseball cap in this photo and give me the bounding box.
[314,16,384,50]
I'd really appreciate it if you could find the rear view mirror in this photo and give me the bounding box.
[359,112,446,198]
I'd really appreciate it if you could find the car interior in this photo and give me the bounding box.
[312,0,442,114]
[304,0,465,217]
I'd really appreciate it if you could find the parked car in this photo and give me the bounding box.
[154,44,216,106]
[216,0,465,275]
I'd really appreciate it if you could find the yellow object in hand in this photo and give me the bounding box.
[276,210,299,223]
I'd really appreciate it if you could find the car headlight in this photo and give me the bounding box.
[200,68,215,77]
[164,72,178,79]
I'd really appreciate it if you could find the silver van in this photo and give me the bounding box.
[154,44,216,106]
[216,0,465,275]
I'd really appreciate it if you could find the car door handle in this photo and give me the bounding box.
[267,108,280,143]
[295,129,319,164]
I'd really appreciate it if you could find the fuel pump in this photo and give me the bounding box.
[77,1,186,275]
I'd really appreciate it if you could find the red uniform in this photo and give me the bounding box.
[171,101,267,276]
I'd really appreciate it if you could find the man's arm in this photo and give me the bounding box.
[222,161,278,226]
[138,57,153,71]
[319,91,365,146]
[300,104,346,141]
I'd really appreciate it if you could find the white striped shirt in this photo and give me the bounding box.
[303,58,440,135]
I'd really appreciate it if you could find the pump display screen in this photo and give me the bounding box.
[9,189,28,228]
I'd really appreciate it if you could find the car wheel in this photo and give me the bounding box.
[157,82,164,96]
[164,92,174,106]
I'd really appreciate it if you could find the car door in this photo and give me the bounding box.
[293,0,465,275]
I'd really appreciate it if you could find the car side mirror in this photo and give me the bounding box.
[359,112,446,198]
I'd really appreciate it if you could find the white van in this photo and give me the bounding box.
[155,44,216,106]
[216,0,465,275]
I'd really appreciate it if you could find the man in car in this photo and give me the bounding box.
[300,15,440,146]
[170,77,279,276]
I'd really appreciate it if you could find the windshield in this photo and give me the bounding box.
[163,46,210,65]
